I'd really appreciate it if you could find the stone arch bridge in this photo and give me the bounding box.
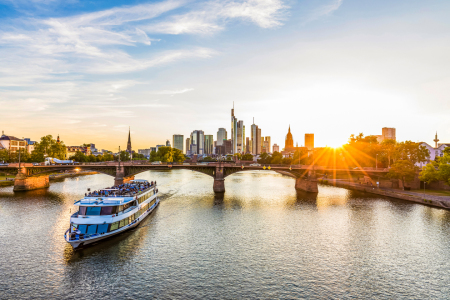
[0,162,388,193]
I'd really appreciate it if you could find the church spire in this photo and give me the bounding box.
[127,127,132,153]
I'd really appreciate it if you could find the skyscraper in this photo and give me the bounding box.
[265,136,271,153]
[217,128,227,146]
[251,119,258,155]
[231,103,237,154]
[257,128,261,154]
[190,130,205,155]
[285,125,294,151]
[204,135,214,155]
[237,120,244,153]
[273,144,280,153]
[246,137,250,153]
[185,138,190,155]
[305,134,314,151]
[173,134,184,152]
[262,136,271,153]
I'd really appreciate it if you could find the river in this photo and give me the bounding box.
[1,170,450,299]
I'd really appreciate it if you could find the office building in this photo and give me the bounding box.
[251,119,258,155]
[257,128,261,155]
[156,145,165,152]
[273,144,280,153]
[382,127,396,141]
[246,137,250,153]
[217,128,227,146]
[305,134,314,151]
[285,125,294,151]
[263,136,271,153]
[138,149,151,158]
[231,104,237,154]
[204,135,214,155]
[166,140,171,147]
[265,137,271,153]
[237,120,245,153]
[173,134,184,152]
[150,147,157,153]
[190,130,205,155]
[224,139,233,155]
[185,138,190,155]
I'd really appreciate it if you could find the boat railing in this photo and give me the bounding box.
[71,211,79,218]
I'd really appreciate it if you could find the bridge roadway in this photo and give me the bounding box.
[0,162,389,193]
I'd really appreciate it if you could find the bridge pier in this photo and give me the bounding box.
[14,168,49,192]
[213,165,225,193]
[213,179,225,193]
[295,177,318,193]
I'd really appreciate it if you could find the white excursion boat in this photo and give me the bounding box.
[64,179,159,249]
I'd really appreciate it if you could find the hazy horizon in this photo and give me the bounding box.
[1,0,449,151]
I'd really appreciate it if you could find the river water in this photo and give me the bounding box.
[1,170,450,299]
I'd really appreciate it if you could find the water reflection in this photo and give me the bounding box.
[1,171,450,299]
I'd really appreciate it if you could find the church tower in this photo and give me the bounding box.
[285,125,294,150]
[127,127,132,153]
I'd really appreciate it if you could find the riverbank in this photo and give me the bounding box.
[324,179,450,210]
[0,171,98,187]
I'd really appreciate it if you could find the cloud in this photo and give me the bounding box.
[143,0,287,35]
[154,88,194,94]
[306,0,343,22]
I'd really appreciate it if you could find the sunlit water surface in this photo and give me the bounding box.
[1,170,450,299]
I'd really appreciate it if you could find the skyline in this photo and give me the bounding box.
[1,0,450,150]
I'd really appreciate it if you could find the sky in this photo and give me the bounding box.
[1,0,449,152]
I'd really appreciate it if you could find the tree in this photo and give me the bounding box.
[70,151,87,162]
[32,135,67,161]
[422,149,450,186]
[149,147,185,163]
[149,151,160,162]
[387,160,417,189]
[393,141,429,165]
[257,152,271,164]
[119,151,131,161]
[103,153,114,161]
[381,139,396,167]
[0,149,9,163]
[132,153,146,160]
[241,153,254,161]
[271,151,283,164]
[419,164,439,184]
[282,157,292,165]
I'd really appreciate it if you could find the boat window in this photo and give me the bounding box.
[78,224,87,234]
[119,219,125,228]
[124,218,129,226]
[87,225,97,234]
[134,212,139,219]
[86,206,101,215]
[100,206,114,215]
[118,205,123,213]
[110,222,119,231]
[97,224,109,234]
[79,206,87,215]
